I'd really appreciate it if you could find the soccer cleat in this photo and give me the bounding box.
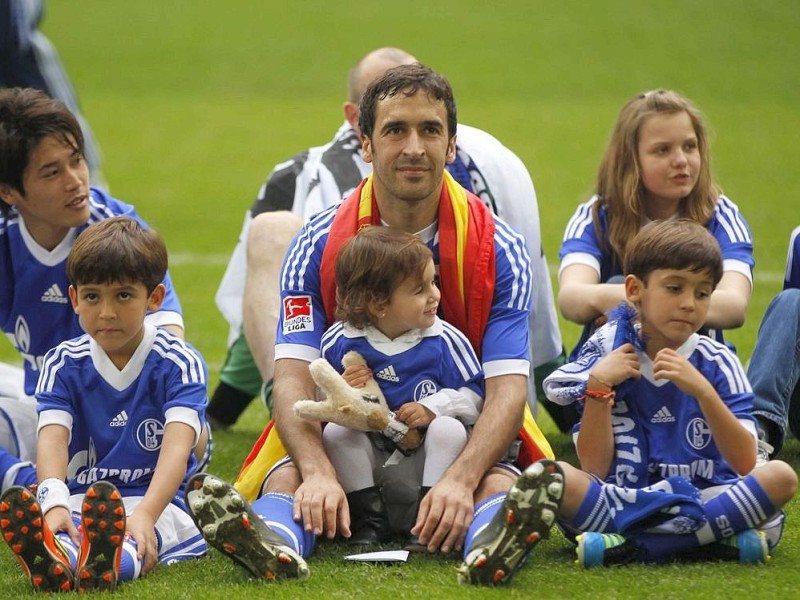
[185,472,309,581]
[457,459,564,586]
[576,532,638,567]
[0,485,74,592]
[708,529,770,564]
[76,481,126,593]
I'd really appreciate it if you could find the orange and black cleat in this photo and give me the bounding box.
[0,485,74,592]
[75,481,126,593]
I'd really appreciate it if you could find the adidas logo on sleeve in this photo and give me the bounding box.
[41,284,69,304]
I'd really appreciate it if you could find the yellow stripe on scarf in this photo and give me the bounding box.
[358,175,374,224]
[442,170,469,303]
[359,171,469,303]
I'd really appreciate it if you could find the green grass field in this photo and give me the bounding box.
[1,1,799,597]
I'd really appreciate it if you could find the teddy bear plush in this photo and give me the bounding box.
[293,351,423,451]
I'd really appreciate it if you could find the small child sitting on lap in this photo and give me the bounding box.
[0,216,207,592]
[322,226,484,546]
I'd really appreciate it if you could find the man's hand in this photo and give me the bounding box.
[293,473,351,540]
[409,476,473,554]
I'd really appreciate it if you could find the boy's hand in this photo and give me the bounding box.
[395,402,435,429]
[342,364,372,389]
[126,509,159,575]
[653,348,714,398]
[590,343,641,387]
[43,506,80,546]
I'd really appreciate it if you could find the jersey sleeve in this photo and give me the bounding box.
[692,339,758,453]
[707,196,754,282]
[35,342,80,435]
[480,219,532,378]
[274,209,335,362]
[160,337,208,442]
[319,322,346,373]
[559,197,606,277]
[696,340,755,420]
[421,323,484,423]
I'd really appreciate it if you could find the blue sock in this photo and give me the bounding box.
[462,492,505,559]
[0,447,36,492]
[251,492,315,558]
[55,531,79,571]
[118,536,143,581]
[629,476,777,562]
[695,475,776,544]
[571,478,610,532]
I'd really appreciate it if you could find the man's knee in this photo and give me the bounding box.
[262,461,302,496]
[474,466,517,501]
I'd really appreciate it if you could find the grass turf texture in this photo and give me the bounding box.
[1,0,798,597]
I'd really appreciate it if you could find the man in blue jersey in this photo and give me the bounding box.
[468,220,796,584]
[186,63,558,583]
[0,217,207,592]
[208,46,564,431]
[0,87,208,491]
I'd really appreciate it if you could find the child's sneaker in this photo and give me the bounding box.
[707,529,770,564]
[185,472,309,581]
[457,459,564,586]
[576,532,638,567]
[76,481,126,593]
[0,486,74,592]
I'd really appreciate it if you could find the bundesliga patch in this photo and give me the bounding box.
[283,295,314,334]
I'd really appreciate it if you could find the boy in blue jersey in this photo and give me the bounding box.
[459,220,797,584]
[0,87,209,490]
[0,217,208,592]
[320,227,484,546]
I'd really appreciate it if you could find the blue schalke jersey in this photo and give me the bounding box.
[545,320,757,489]
[321,317,484,419]
[0,187,183,395]
[560,195,754,284]
[35,324,206,501]
[276,205,532,379]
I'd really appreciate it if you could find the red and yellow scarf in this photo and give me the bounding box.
[319,170,496,357]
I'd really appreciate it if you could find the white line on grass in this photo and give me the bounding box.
[171,254,787,284]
